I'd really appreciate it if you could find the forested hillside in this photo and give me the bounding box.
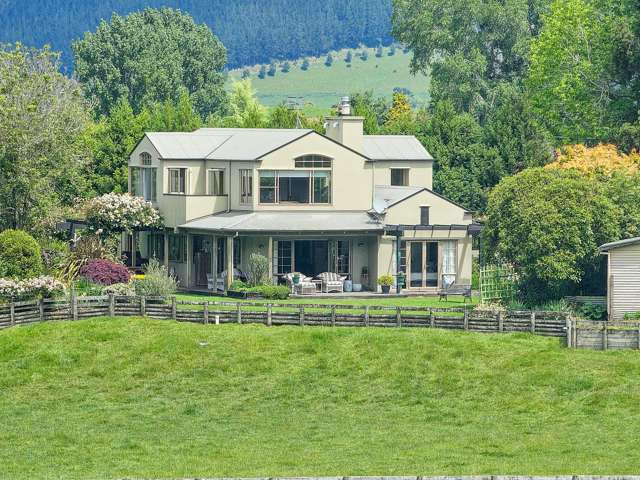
[0,0,392,68]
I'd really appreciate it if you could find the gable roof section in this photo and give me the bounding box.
[364,135,433,161]
[599,237,640,252]
[143,128,312,160]
[374,185,471,213]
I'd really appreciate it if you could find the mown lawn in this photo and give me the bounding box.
[1,318,640,479]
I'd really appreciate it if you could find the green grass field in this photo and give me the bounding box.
[228,47,430,112]
[1,318,640,478]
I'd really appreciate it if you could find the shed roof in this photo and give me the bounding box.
[363,135,433,161]
[179,211,385,233]
[599,237,640,252]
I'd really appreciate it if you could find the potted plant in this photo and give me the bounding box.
[377,274,394,294]
[292,273,300,285]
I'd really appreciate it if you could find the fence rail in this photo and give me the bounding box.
[0,294,570,339]
[571,319,640,350]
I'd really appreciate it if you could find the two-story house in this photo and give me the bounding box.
[125,98,477,292]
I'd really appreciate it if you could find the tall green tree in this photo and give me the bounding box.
[527,0,617,142]
[0,44,92,234]
[73,8,228,118]
[484,168,621,303]
[392,0,548,110]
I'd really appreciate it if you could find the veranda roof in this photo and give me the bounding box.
[179,211,385,234]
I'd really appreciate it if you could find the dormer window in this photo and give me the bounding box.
[140,151,152,165]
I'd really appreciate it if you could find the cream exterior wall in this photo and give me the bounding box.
[254,132,372,211]
[384,190,472,226]
[373,160,433,190]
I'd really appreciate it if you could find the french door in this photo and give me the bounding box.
[407,241,439,289]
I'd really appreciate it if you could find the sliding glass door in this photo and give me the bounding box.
[407,241,440,289]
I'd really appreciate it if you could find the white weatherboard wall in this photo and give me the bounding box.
[608,243,640,320]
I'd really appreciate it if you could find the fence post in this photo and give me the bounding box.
[72,290,78,321]
[364,305,370,327]
[396,306,402,327]
[331,305,336,327]
[497,311,503,332]
[602,322,608,350]
[140,296,146,317]
[530,311,536,334]
[565,316,572,348]
[108,294,115,317]
[9,300,15,326]
[39,298,45,322]
[236,303,242,324]
[463,307,469,330]
[637,322,640,350]
[299,306,305,326]
[267,304,272,326]
[171,296,177,320]
[430,308,435,328]
[204,302,209,325]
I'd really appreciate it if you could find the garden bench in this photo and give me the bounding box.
[438,283,472,302]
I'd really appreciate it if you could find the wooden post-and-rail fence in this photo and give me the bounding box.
[0,294,574,339]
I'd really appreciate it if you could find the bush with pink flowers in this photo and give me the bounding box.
[79,259,131,286]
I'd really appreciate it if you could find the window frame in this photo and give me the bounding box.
[390,168,409,186]
[130,166,157,202]
[140,151,152,165]
[207,168,225,196]
[168,234,187,263]
[239,169,253,204]
[167,167,187,195]
[294,154,332,169]
[258,169,332,205]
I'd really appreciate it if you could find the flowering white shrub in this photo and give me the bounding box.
[85,193,163,235]
[0,276,66,301]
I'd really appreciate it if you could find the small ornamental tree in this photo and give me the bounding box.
[345,50,352,63]
[258,65,267,79]
[281,61,290,73]
[79,259,131,286]
[301,58,310,71]
[376,45,383,57]
[0,230,44,280]
[360,50,369,61]
[84,193,163,236]
[325,53,333,67]
[267,62,276,77]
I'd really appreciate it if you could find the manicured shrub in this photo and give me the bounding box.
[252,285,289,300]
[0,229,44,279]
[103,282,136,296]
[79,259,131,286]
[578,302,608,320]
[74,278,105,296]
[134,259,178,297]
[377,274,394,286]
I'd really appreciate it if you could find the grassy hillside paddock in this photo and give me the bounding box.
[229,47,430,112]
[1,318,640,478]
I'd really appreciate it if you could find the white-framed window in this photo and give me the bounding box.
[130,167,157,202]
[442,240,457,285]
[258,170,331,205]
[337,240,350,275]
[391,168,409,186]
[207,169,225,196]
[140,151,152,165]
[240,169,253,204]
[295,154,332,168]
[168,168,187,194]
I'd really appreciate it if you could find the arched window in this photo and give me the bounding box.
[140,151,152,165]
[294,155,332,168]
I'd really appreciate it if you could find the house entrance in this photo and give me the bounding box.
[407,241,439,289]
[294,240,329,277]
[193,235,213,287]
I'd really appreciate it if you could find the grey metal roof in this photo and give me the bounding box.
[180,211,385,233]
[599,237,640,252]
[146,128,312,160]
[373,185,423,212]
[363,135,433,161]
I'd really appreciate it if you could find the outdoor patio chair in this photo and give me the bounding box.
[283,272,316,295]
[317,272,346,293]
